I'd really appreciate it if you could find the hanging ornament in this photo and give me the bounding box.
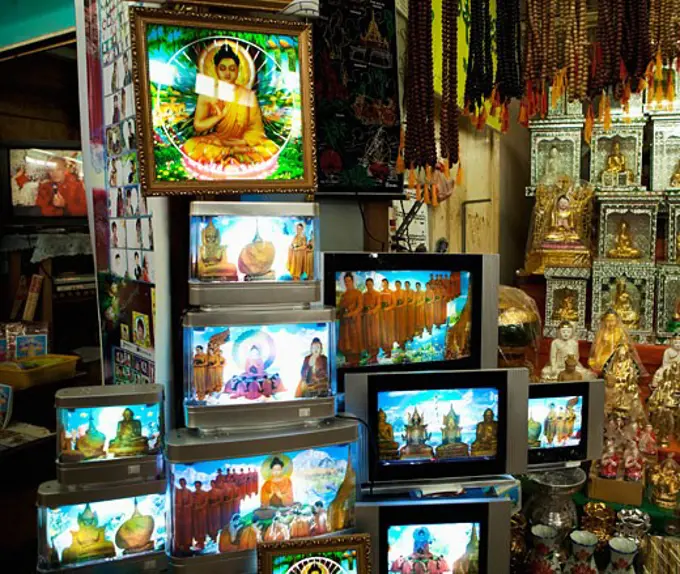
[440,0,460,166]
[495,0,522,131]
[464,0,494,125]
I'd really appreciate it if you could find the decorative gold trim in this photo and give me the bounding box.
[130,7,317,197]
[165,0,293,9]
[257,534,372,574]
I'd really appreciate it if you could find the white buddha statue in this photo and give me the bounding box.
[541,321,595,381]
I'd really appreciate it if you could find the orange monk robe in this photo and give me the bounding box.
[433,284,443,327]
[405,288,416,340]
[394,289,408,346]
[362,290,381,360]
[287,234,307,280]
[192,489,209,547]
[425,284,435,333]
[207,351,218,393]
[208,487,222,540]
[439,282,449,326]
[338,288,364,363]
[415,290,426,335]
[174,486,193,552]
[379,288,396,357]
[193,350,207,400]
[260,476,294,508]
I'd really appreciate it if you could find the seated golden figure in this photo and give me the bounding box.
[602,140,634,185]
[544,195,581,244]
[108,408,150,457]
[62,504,116,564]
[436,404,469,459]
[553,293,579,322]
[398,408,435,460]
[670,160,680,188]
[607,220,641,259]
[589,310,627,373]
[377,409,399,460]
[649,454,680,510]
[75,415,106,460]
[470,408,498,457]
[197,218,238,280]
[611,279,640,331]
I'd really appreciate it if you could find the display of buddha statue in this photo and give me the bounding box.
[541,321,594,381]
[61,504,116,564]
[435,404,469,459]
[607,220,641,260]
[648,373,678,447]
[470,408,498,457]
[553,293,579,323]
[398,408,435,459]
[601,140,634,185]
[542,146,562,186]
[108,408,150,457]
[544,194,581,244]
[589,310,628,373]
[115,498,155,554]
[197,218,238,280]
[75,414,106,460]
[649,454,680,510]
[611,279,640,331]
[651,334,680,390]
[377,408,400,461]
[238,225,276,280]
[670,160,680,188]
[603,343,646,423]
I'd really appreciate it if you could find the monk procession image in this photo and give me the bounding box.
[335,271,472,367]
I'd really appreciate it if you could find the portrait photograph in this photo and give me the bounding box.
[132,311,151,348]
[128,249,144,281]
[131,8,316,195]
[126,217,142,249]
[8,147,86,218]
[110,218,126,249]
[111,249,127,277]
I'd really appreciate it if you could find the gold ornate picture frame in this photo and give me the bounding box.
[257,534,371,574]
[131,8,316,196]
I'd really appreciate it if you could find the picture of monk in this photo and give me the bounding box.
[405,281,416,340]
[260,456,294,508]
[208,479,222,541]
[425,278,435,333]
[174,478,193,553]
[337,273,364,366]
[287,222,309,280]
[380,278,396,358]
[415,282,426,336]
[362,278,381,364]
[394,280,408,347]
[192,481,209,550]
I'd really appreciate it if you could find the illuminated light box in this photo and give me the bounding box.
[345,369,528,486]
[189,202,320,306]
[183,306,335,430]
[322,253,499,392]
[37,480,166,573]
[55,384,164,485]
[356,499,512,574]
[528,380,605,468]
[165,418,359,574]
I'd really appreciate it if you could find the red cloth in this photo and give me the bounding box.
[35,173,87,216]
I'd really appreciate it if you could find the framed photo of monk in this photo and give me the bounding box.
[131,8,316,196]
[257,534,371,574]
[323,253,500,392]
[0,141,88,228]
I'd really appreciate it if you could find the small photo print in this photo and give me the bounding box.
[111,248,127,277]
[110,187,126,218]
[124,187,138,216]
[124,154,137,185]
[121,51,133,87]
[132,311,151,349]
[141,218,153,250]
[127,217,142,249]
[110,219,126,249]
[127,249,144,281]
[104,60,118,95]
[107,157,121,187]
[140,251,154,283]
[121,84,134,120]
[123,118,136,150]
[106,124,122,156]
[120,323,130,342]
[139,195,148,216]
[104,92,123,126]
[15,334,48,358]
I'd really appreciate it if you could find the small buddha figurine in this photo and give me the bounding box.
[602,140,634,185]
[651,334,680,390]
[377,408,399,460]
[541,321,594,381]
[607,220,641,259]
[623,440,644,482]
[670,160,680,188]
[542,146,562,186]
[544,194,581,244]
[649,454,680,510]
[603,343,645,421]
[599,438,621,479]
[611,279,640,330]
[436,404,470,458]
[108,408,150,457]
[398,408,435,459]
[589,310,627,373]
[638,424,658,459]
[62,504,116,564]
[197,218,238,280]
[648,374,677,447]
[558,354,583,381]
[470,408,498,457]
[553,293,579,323]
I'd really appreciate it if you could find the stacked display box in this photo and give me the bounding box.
[543,267,590,339]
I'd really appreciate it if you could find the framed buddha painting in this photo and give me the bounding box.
[131,8,316,196]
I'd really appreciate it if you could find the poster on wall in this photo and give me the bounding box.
[314,0,403,198]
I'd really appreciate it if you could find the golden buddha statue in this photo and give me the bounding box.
[648,373,677,447]
[544,194,581,244]
[62,504,116,564]
[377,408,399,461]
[602,140,634,185]
[670,160,680,188]
[197,218,238,280]
[115,498,155,554]
[607,220,641,259]
[108,408,150,457]
[553,293,579,323]
[470,408,498,457]
[75,414,106,460]
[603,343,639,416]
[436,404,469,459]
[611,279,640,331]
[398,408,435,459]
[589,310,627,373]
[649,454,680,510]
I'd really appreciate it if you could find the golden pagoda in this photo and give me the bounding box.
[361,10,389,49]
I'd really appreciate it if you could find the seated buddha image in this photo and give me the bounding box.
[601,140,634,185]
[435,404,470,459]
[553,292,579,323]
[260,456,294,509]
[108,408,150,457]
[182,43,279,178]
[75,414,107,460]
[544,194,581,245]
[62,504,116,565]
[238,225,276,280]
[611,279,640,331]
[225,342,284,401]
[671,160,680,188]
[398,408,435,460]
[607,220,641,259]
[197,218,238,280]
[377,408,400,460]
[541,146,564,186]
[470,408,498,457]
[115,499,155,555]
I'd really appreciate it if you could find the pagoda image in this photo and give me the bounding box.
[435,404,470,459]
[398,408,435,460]
[452,525,480,574]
